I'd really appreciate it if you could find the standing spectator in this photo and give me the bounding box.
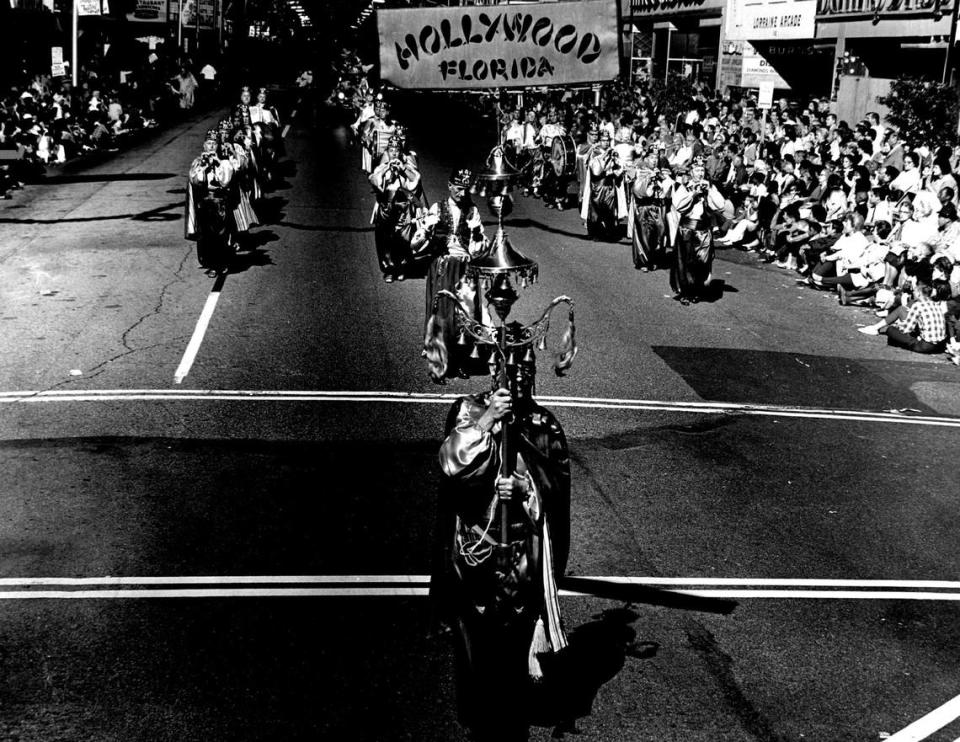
[170,66,198,110]
[200,60,218,97]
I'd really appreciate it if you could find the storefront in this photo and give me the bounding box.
[725,0,954,98]
[621,0,727,83]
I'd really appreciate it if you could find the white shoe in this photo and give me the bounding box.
[858,324,881,335]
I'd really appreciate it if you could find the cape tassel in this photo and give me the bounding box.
[527,617,550,682]
[422,315,449,384]
[553,311,577,377]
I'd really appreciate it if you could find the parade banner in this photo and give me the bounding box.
[377,0,620,89]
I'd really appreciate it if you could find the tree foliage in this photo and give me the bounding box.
[877,76,959,151]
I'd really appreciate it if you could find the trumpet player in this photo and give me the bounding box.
[670,155,726,302]
[630,153,673,272]
[580,129,627,241]
[369,135,424,282]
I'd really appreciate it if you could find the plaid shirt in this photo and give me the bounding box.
[897,298,947,344]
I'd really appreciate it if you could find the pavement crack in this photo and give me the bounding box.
[119,246,193,353]
[686,625,787,742]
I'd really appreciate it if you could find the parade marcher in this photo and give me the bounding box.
[580,129,626,241]
[185,128,237,270]
[432,348,571,742]
[670,155,726,302]
[629,154,672,271]
[234,85,254,129]
[378,124,427,205]
[503,108,524,158]
[369,134,428,282]
[518,109,541,195]
[359,98,395,174]
[422,168,489,382]
[574,119,599,209]
[249,86,284,169]
[217,120,259,241]
[538,106,568,209]
[350,90,376,149]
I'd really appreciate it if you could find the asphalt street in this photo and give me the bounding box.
[1,94,960,741]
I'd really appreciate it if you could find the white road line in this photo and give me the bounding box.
[0,588,429,600]
[173,278,225,384]
[2,576,960,602]
[4,589,960,601]
[2,390,960,429]
[0,575,429,586]
[885,694,960,741]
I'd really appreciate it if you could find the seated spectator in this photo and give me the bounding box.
[715,192,760,248]
[860,266,949,353]
[809,212,869,288]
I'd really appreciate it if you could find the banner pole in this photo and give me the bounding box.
[72,0,78,87]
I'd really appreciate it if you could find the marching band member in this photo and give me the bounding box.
[575,119,599,209]
[369,134,425,283]
[580,129,627,241]
[350,90,376,152]
[670,155,726,302]
[217,120,259,239]
[423,168,489,382]
[630,153,673,271]
[359,98,395,174]
[185,129,238,264]
[234,86,253,128]
[377,124,426,205]
[433,351,571,742]
[502,108,524,158]
[518,109,541,196]
[538,106,568,210]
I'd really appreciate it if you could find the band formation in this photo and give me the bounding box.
[184,85,284,272]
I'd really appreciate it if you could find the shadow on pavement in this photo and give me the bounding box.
[0,201,182,225]
[277,220,373,233]
[652,345,953,411]
[529,607,658,738]
[38,173,177,185]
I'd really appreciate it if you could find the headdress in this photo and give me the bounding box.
[241,85,251,94]
[387,133,404,149]
[586,119,599,134]
[449,168,473,188]
[691,155,706,168]
[258,87,267,96]
[204,128,218,141]
[615,125,633,144]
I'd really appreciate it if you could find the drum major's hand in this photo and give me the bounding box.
[496,474,530,499]
[477,388,512,432]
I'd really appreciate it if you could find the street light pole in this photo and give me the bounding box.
[72,0,79,87]
[943,0,959,84]
[178,0,184,53]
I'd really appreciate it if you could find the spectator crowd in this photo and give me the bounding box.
[1,45,217,198]
[330,52,960,367]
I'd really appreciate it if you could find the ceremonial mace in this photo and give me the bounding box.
[433,145,576,553]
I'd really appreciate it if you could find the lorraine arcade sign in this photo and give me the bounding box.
[377,0,620,89]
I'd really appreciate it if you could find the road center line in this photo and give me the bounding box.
[1,576,960,602]
[174,273,226,385]
[885,693,960,741]
[2,390,959,429]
